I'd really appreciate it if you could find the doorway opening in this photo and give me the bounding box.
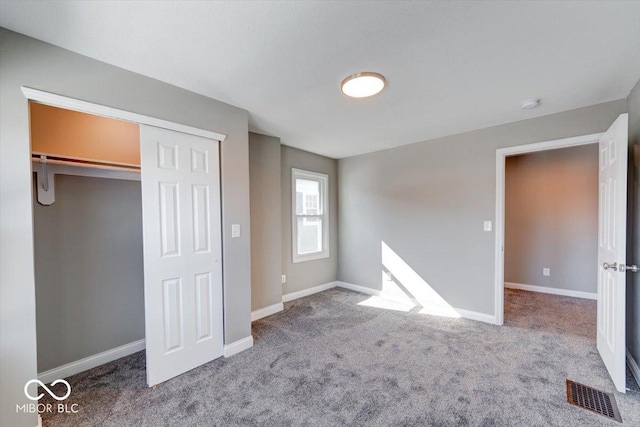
[495,116,631,393]
[494,133,602,326]
[503,144,599,338]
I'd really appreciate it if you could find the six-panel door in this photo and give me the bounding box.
[140,125,223,386]
[596,114,628,393]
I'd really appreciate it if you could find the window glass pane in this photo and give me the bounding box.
[297,217,323,254]
[295,178,320,215]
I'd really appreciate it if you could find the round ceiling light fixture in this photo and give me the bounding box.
[341,72,386,98]
[521,99,541,110]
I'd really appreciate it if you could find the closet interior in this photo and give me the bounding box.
[30,101,146,378]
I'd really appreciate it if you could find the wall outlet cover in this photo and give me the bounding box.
[543,268,550,276]
[281,275,286,284]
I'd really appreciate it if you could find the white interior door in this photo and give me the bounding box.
[597,113,628,393]
[140,125,223,386]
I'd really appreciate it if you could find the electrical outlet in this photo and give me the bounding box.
[543,268,550,276]
[483,221,492,231]
[281,275,286,284]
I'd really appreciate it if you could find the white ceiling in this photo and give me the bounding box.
[1,1,639,159]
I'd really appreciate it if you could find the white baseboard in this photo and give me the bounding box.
[223,335,254,357]
[38,339,145,384]
[627,348,640,389]
[336,281,496,325]
[251,302,284,322]
[282,281,338,302]
[504,282,597,300]
[337,281,381,296]
[454,308,497,324]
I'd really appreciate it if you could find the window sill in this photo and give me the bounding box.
[292,251,330,264]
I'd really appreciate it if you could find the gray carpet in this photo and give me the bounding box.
[40,288,640,426]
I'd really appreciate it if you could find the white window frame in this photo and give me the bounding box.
[292,168,329,263]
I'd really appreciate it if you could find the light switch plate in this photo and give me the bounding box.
[231,224,241,238]
[483,221,492,231]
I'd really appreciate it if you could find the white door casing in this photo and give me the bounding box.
[494,132,603,327]
[140,125,223,386]
[597,113,628,393]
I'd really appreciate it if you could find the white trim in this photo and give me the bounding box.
[336,281,497,325]
[251,302,284,322]
[495,148,505,326]
[496,132,603,156]
[223,336,254,357]
[627,349,640,389]
[21,87,227,142]
[37,414,42,427]
[336,281,381,296]
[454,308,497,324]
[291,168,330,263]
[504,282,597,300]
[494,132,602,326]
[282,281,337,302]
[38,339,145,384]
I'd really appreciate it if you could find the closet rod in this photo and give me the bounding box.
[31,154,141,173]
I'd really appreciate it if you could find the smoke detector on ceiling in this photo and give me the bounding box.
[521,99,541,110]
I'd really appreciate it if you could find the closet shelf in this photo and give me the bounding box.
[32,154,141,206]
[31,153,141,172]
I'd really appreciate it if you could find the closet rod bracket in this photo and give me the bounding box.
[35,155,56,206]
[40,155,49,191]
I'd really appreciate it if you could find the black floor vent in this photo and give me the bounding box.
[566,379,622,423]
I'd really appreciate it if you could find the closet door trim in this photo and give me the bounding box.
[21,87,227,142]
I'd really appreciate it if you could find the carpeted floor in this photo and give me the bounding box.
[40,288,640,426]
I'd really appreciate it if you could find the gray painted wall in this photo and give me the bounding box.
[249,133,283,311]
[1,28,251,427]
[281,146,338,294]
[627,79,640,367]
[338,100,627,316]
[33,175,144,372]
[504,145,599,293]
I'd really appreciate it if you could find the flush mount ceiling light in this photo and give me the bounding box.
[341,72,386,98]
[521,99,541,110]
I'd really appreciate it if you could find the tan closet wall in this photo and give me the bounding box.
[30,101,140,166]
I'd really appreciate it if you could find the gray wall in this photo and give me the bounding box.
[627,79,640,367]
[338,100,627,316]
[504,145,599,293]
[282,146,338,294]
[249,133,283,311]
[33,175,144,372]
[1,28,251,427]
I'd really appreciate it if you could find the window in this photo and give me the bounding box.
[292,168,329,262]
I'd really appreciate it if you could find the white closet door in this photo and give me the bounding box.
[140,125,223,386]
